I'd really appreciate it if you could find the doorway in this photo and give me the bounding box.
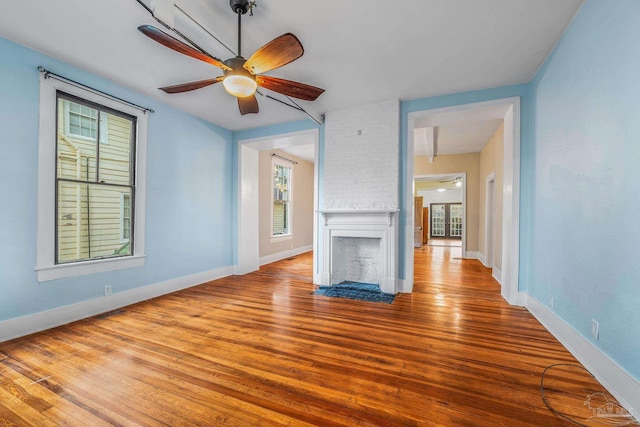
[405,97,521,305]
[237,129,320,283]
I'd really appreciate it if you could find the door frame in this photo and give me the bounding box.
[405,97,522,306]
[485,172,496,269]
[415,172,467,255]
[236,128,320,283]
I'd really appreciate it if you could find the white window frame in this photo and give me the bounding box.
[120,193,132,243]
[63,99,109,144]
[36,75,147,282]
[271,157,293,239]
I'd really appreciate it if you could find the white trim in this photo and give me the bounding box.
[465,251,481,260]
[270,234,293,243]
[259,245,313,266]
[0,265,233,343]
[406,97,521,304]
[500,102,521,306]
[492,267,502,285]
[484,171,497,270]
[37,75,148,282]
[396,278,410,293]
[120,193,131,244]
[36,255,146,282]
[526,295,640,417]
[235,144,260,275]
[312,138,319,284]
[477,252,487,266]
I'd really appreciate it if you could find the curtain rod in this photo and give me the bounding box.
[37,66,154,114]
[272,153,298,164]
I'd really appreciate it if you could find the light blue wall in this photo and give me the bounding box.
[530,0,640,379]
[0,37,234,322]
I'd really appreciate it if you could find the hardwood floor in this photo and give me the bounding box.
[0,247,611,426]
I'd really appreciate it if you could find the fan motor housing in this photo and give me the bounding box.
[223,57,254,80]
[230,0,249,14]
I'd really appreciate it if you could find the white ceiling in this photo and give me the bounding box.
[280,145,315,164]
[0,0,583,131]
[414,102,512,156]
[244,131,316,163]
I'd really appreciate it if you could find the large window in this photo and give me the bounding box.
[56,93,135,264]
[37,75,147,281]
[272,161,292,236]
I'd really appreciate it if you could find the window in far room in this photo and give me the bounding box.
[272,161,292,236]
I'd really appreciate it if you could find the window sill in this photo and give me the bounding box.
[36,255,146,282]
[271,234,293,243]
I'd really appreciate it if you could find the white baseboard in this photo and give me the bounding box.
[397,278,413,293]
[259,245,312,266]
[526,295,640,416]
[477,252,487,265]
[492,267,502,285]
[465,251,481,260]
[0,265,234,343]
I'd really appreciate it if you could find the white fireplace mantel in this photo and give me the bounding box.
[319,209,399,294]
[318,209,398,226]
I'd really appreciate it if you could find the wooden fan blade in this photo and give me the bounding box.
[256,76,325,101]
[238,95,259,115]
[138,25,231,71]
[159,77,224,94]
[244,33,304,75]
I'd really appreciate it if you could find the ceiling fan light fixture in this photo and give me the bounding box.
[223,74,257,97]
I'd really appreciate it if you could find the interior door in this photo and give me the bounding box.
[422,207,429,244]
[430,204,446,237]
[430,203,462,239]
[449,204,463,237]
[414,196,423,247]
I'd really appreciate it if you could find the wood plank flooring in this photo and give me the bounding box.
[0,247,613,426]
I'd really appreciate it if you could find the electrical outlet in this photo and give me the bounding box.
[591,319,599,340]
[104,285,112,296]
[549,295,553,310]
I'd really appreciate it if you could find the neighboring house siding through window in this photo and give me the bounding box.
[55,93,135,264]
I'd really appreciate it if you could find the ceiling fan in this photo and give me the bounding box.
[439,176,463,187]
[138,0,325,115]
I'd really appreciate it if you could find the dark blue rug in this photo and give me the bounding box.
[313,281,395,304]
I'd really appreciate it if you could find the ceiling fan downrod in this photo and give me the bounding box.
[230,0,250,57]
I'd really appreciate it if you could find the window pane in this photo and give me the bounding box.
[273,163,291,235]
[98,111,133,185]
[57,181,132,263]
[57,98,96,181]
[273,201,288,235]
